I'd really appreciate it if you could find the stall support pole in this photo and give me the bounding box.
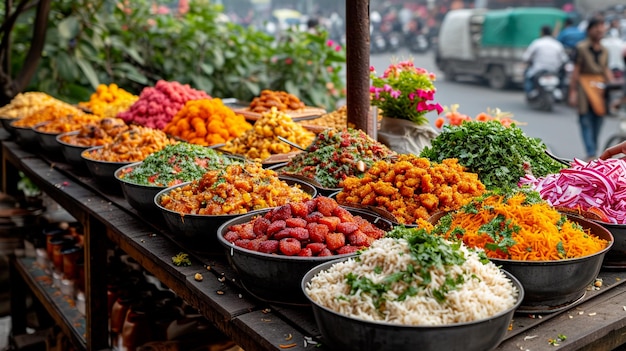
[345,0,374,137]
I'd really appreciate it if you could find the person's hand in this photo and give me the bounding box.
[568,90,577,107]
[599,141,626,160]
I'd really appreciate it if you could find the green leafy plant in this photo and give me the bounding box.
[3,0,346,108]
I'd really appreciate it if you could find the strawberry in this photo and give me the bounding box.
[234,239,250,248]
[271,205,292,221]
[273,229,292,240]
[336,222,358,234]
[347,230,373,247]
[306,242,327,254]
[279,238,301,256]
[332,206,353,222]
[307,223,328,243]
[306,211,324,223]
[316,196,338,216]
[253,217,271,236]
[336,245,360,255]
[298,248,313,257]
[237,223,256,240]
[285,217,307,228]
[318,216,341,232]
[245,238,263,251]
[318,248,333,256]
[325,232,346,251]
[258,240,279,254]
[266,220,286,236]
[290,202,310,218]
[289,227,309,241]
[223,231,240,243]
[304,199,317,213]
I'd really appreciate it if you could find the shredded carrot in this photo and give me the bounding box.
[436,192,608,261]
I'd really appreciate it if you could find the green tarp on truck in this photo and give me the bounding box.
[481,7,569,48]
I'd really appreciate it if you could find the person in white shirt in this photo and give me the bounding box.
[523,25,569,94]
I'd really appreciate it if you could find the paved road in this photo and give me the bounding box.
[369,49,622,160]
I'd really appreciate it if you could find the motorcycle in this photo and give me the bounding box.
[526,70,562,111]
[404,17,430,53]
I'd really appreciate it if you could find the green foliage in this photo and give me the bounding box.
[420,121,566,190]
[4,0,346,107]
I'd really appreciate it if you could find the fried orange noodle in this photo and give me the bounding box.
[432,191,609,261]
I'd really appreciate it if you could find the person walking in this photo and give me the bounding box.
[568,17,615,160]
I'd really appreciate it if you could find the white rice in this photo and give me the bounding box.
[305,237,518,326]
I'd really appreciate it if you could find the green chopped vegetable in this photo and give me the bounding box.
[119,142,240,187]
[347,227,469,307]
[420,121,565,190]
[172,252,191,267]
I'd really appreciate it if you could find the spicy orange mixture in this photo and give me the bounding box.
[34,114,101,134]
[158,163,312,215]
[81,125,176,162]
[336,154,485,224]
[431,191,609,261]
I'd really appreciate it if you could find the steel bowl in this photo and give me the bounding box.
[490,215,613,313]
[56,131,91,168]
[301,259,523,351]
[155,177,318,246]
[592,220,626,269]
[10,120,39,149]
[81,146,133,189]
[218,207,394,305]
[115,162,165,214]
[33,122,63,155]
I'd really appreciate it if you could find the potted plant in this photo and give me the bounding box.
[370,60,442,154]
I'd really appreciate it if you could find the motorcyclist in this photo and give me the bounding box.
[522,25,569,96]
[557,17,585,56]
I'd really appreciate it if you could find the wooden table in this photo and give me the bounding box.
[3,139,626,351]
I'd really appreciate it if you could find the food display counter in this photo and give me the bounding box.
[3,139,626,351]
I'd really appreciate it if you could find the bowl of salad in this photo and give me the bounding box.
[115,143,241,213]
[277,128,396,196]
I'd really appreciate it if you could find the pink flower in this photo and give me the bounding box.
[285,58,293,64]
[335,45,342,52]
[326,40,334,47]
[383,84,392,92]
[390,89,401,99]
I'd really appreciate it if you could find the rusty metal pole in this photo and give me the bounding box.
[345,0,374,137]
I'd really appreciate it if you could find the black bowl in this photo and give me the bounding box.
[154,177,318,246]
[56,131,91,168]
[33,122,63,155]
[81,146,133,189]
[592,220,626,269]
[490,215,613,313]
[10,120,39,149]
[217,207,394,305]
[302,259,523,351]
[0,117,18,136]
[115,162,165,214]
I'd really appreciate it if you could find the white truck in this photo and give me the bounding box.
[435,7,569,89]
